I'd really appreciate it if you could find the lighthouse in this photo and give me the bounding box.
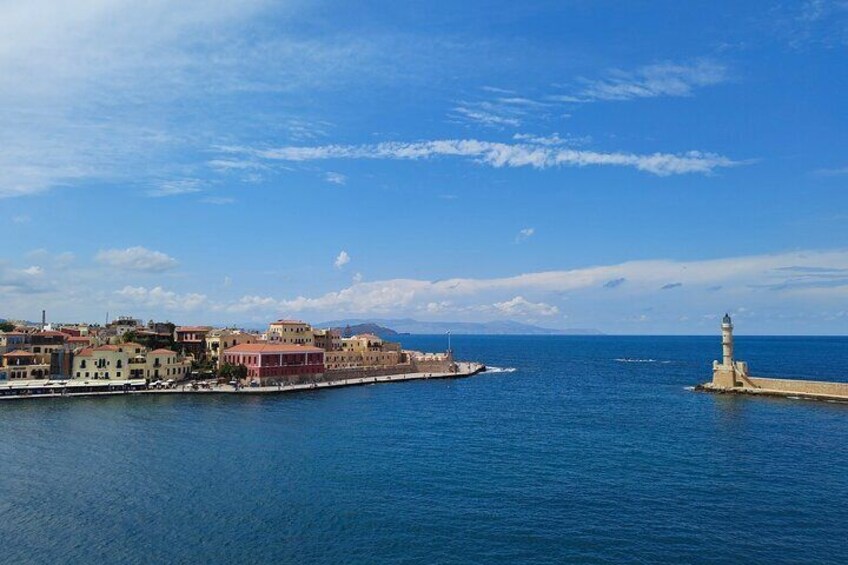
[712,313,749,388]
[721,313,733,367]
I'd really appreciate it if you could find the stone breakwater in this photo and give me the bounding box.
[697,377,848,403]
[0,362,486,401]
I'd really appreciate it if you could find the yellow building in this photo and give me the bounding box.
[267,320,314,346]
[312,328,341,351]
[341,334,384,353]
[72,343,146,380]
[324,349,403,370]
[72,343,190,381]
[1,351,50,380]
[205,330,258,367]
[145,349,192,381]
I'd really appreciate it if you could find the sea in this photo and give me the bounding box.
[2,335,848,564]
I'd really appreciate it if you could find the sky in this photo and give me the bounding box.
[1,0,847,334]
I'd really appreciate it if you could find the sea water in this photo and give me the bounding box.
[2,335,848,564]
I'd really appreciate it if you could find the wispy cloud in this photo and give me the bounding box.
[200,196,236,205]
[515,227,535,243]
[324,171,347,185]
[147,179,203,198]
[814,166,848,176]
[96,247,178,273]
[226,138,742,176]
[551,60,728,103]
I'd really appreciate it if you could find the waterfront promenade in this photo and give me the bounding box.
[0,362,486,401]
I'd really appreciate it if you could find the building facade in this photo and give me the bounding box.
[222,343,324,385]
[205,330,258,367]
[267,320,314,346]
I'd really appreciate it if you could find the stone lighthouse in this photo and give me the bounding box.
[712,313,748,388]
[721,313,734,367]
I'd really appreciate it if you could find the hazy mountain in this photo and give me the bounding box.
[317,318,603,336]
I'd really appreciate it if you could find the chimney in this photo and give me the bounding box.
[42,310,46,330]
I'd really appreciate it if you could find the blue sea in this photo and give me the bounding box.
[3,335,848,564]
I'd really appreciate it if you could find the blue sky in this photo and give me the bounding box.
[1,0,847,334]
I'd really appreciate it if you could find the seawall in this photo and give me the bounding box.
[698,375,848,403]
[0,362,486,401]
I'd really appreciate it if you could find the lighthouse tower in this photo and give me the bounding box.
[711,313,746,388]
[721,313,734,367]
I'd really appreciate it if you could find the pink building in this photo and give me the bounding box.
[222,343,324,384]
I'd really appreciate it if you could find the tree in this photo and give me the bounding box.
[233,364,248,381]
[0,321,15,332]
[218,362,234,381]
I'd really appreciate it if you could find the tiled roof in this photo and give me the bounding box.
[224,343,323,354]
[3,350,35,357]
[149,348,176,355]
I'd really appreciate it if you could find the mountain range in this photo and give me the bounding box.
[317,318,603,336]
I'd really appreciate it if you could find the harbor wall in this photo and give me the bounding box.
[745,376,848,397]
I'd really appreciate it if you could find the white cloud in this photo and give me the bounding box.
[231,138,741,176]
[256,250,848,320]
[492,296,559,317]
[324,171,347,185]
[452,105,521,128]
[115,285,207,311]
[553,60,728,103]
[515,227,535,242]
[353,272,363,283]
[334,250,351,269]
[147,179,203,198]
[96,247,178,272]
[12,215,30,224]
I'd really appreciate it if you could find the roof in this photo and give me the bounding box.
[67,336,92,342]
[34,330,71,338]
[3,350,35,357]
[93,344,120,352]
[175,326,212,332]
[270,319,308,325]
[76,348,94,357]
[0,331,27,337]
[353,333,382,341]
[149,348,177,355]
[224,343,323,354]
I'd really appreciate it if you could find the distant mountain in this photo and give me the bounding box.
[317,318,603,336]
[322,322,400,339]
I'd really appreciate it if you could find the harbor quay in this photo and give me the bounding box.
[697,314,848,402]
[0,314,485,400]
[0,362,486,401]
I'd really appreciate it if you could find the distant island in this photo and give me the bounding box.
[318,318,603,336]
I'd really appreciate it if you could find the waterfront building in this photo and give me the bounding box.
[0,331,28,355]
[323,349,404,370]
[267,320,314,346]
[73,344,144,380]
[174,326,212,360]
[341,334,385,353]
[145,348,191,380]
[30,330,70,364]
[313,328,341,351]
[222,343,324,385]
[205,330,258,367]
[1,351,51,380]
